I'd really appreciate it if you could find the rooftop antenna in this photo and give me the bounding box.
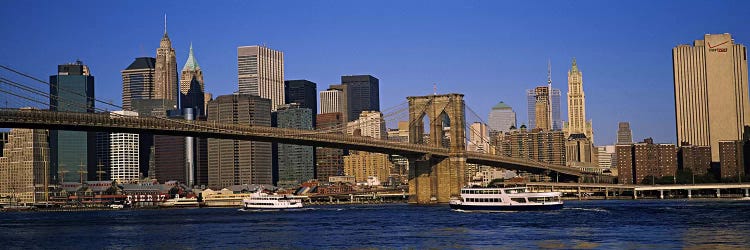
[547,59,553,131]
[433,83,437,95]
[164,14,167,34]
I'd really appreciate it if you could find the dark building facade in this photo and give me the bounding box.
[284,80,317,126]
[49,61,96,183]
[276,104,314,188]
[719,140,745,180]
[341,75,379,122]
[316,113,346,181]
[121,57,156,110]
[678,144,711,176]
[0,132,8,157]
[130,99,175,178]
[95,131,111,181]
[207,94,273,189]
[616,138,677,184]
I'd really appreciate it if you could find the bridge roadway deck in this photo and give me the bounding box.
[0,109,582,177]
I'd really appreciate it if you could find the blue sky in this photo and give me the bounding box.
[1,0,749,145]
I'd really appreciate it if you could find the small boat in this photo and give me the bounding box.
[109,204,125,209]
[160,195,200,208]
[242,190,303,210]
[449,187,563,211]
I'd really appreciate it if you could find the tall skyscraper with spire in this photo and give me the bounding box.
[154,16,179,104]
[564,58,594,143]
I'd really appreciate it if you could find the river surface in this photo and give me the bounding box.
[1,199,749,249]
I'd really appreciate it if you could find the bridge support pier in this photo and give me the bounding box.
[688,189,692,199]
[633,189,638,200]
[659,190,664,199]
[716,189,721,198]
[605,187,609,200]
[408,155,465,204]
[745,188,749,197]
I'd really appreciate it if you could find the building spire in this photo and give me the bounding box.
[571,57,579,73]
[164,14,167,35]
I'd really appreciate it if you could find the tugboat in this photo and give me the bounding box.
[242,190,303,210]
[449,187,563,211]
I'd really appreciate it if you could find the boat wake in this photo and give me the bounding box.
[564,207,609,213]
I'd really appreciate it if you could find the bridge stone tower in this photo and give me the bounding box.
[407,94,466,204]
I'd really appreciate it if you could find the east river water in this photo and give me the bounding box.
[1,199,749,249]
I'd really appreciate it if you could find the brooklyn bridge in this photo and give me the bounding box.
[0,65,599,204]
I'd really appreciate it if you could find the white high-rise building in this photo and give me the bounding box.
[347,111,386,140]
[110,111,140,183]
[487,101,516,132]
[468,122,490,153]
[320,89,343,114]
[238,45,285,111]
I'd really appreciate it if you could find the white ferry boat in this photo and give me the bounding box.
[242,190,303,210]
[160,195,200,208]
[449,187,563,211]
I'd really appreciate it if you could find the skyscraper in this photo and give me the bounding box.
[49,61,95,183]
[276,104,314,188]
[238,45,284,111]
[207,94,273,189]
[526,87,561,130]
[617,122,633,145]
[564,58,594,142]
[673,33,750,162]
[284,80,317,126]
[154,22,178,103]
[341,75,379,122]
[109,111,139,183]
[180,44,206,116]
[121,57,156,110]
[0,128,50,203]
[487,101,517,133]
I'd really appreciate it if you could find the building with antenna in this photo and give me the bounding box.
[154,16,179,104]
[526,87,561,131]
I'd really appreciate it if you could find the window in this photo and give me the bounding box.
[511,198,526,203]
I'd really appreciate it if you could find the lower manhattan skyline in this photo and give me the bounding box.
[2,1,749,145]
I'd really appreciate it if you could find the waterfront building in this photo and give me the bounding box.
[180,44,206,116]
[207,94,273,189]
[109,111,139,183]
[718,140,745,180]
[526,87,561,130]
[276,104,315,188]
[284,80,317,126]
[616,138,677,184]
[617,122,633,145]
[121,57,156,110]
[347,111,386,140]
[154,23,178,103]
[341,75,379,122]
[343,152,392,183]
[678,144,711,176]
[49,61,95,183]
[468,122,490,153]
[0,128,50,203]
[316,113,346,181]
[237,45,284,111]
[673,33,750,162]
[487,101,516,133]
[495,126,566,166]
